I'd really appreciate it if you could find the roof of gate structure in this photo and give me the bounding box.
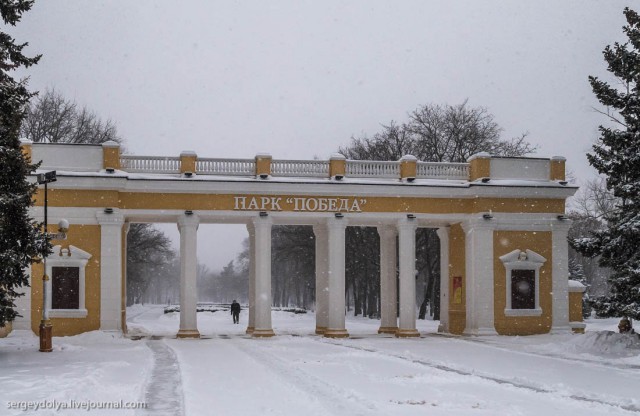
[25,141,577,223]
[26,141,575,189]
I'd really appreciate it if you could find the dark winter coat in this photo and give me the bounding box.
[230,302,241,315]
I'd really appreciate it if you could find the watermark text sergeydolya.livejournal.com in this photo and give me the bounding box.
[7,399,148,412]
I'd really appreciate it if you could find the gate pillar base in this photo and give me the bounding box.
[252,329,275,338]
[378,326,398,334]
[395,329,420,338]
[323,328,349,338]
[176,329,200,339]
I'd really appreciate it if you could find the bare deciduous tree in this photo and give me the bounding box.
[570,176,617,220]
[340,121,413,161]
[126,224,175,305]
[21,89,180,307]
[567,177,617,299]
[340,100,536,163]
[21,89,121,144]
[340,101,537,320]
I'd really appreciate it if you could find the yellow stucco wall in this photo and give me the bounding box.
[469,156,491,181]
[34,189,120,208]
[550,159,566,181]
[329,158,346,178]
[28,181,566,338]
[35,189,565,215]
[255,155,272,176]
[569,292,583,322]
[31,225,102,336]
[448,223,466,334]
[493,231,553,335]
[400,159,417,179]
[21,142,32,161]
[102,146,121,170]
[180,154,197,174]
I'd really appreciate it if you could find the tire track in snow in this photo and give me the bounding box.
[317,337,640,414]
[235,340,384,416]
[137,339,185,416]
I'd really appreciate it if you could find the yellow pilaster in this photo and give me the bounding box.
[329,153,346,179]
[255,153,272,178]
[400,155,417,181]
[180,151,197,174]
[102,141,121,171]
[448,224,466,335]
[550,156,566,181]
[468,152,491,181]
[20,139,33,162]
[569,283,586,334]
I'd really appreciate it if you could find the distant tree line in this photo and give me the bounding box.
[270,100,535,318]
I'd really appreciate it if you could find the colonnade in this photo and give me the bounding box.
[97,211,570,338]
[168,213,450,339]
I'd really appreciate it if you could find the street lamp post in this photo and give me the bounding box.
[36,171,68,352]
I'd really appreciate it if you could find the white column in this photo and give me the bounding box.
[324,216,348,338]
[551,221,572,333]
[97,210,124,332]
[396,218,419,337]
[377,225,398,334]
[436,226,450,333]
[462,220,497,335]
[246,223,256,334]
[313,224,329,335]
[122,223,130,333]
[177,213,200,338]
[252,215,274,337]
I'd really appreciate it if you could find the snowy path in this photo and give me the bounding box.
[138,339,185,416]
[6,306,635,416]
[234,340,382,416]
[162,334,636,416]
[319,335,640,413]
[168,338,336,416]
[121,306,640,415]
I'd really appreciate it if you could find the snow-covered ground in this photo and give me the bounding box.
[1,306,639,416]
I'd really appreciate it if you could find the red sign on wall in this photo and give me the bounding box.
[453,276,462,304]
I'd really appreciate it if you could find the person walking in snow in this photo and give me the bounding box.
[230,300,241,324]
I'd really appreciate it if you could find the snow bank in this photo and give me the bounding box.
[566,331,640,357]
[0,330,152,416]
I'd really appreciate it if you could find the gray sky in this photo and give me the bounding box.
[9,0,637,271]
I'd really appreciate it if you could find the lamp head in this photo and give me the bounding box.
[37,170,57,184]
[57,219,69,233]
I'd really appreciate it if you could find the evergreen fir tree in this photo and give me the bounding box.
[572,8,640,320]
[0,0,47,326]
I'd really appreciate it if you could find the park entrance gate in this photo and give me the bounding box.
[15,141,580,338]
